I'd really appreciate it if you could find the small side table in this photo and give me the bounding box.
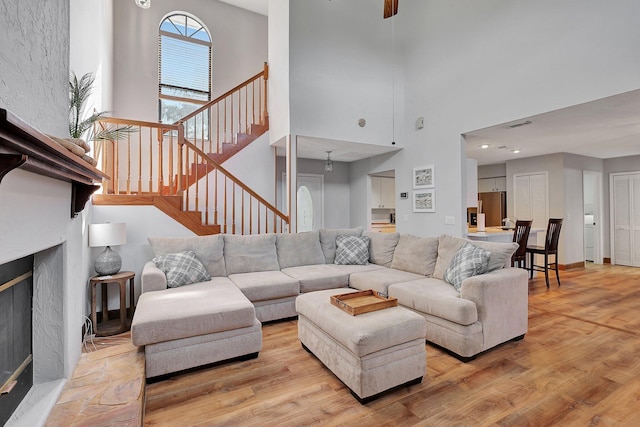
[90,271,135,337]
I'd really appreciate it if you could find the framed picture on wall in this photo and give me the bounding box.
[413,190,435,213]
[413,165,435,189]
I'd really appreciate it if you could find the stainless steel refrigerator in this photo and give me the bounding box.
[478,192,506,227]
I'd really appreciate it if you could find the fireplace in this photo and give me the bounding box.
[0,255,33,425]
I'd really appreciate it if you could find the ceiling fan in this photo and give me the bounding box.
[383,0,399,19]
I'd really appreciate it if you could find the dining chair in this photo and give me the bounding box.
[526,218,563,288]
[511,220,532,269]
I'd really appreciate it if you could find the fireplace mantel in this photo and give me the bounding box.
[0,108,109,217]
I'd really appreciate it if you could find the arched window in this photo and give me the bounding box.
[158,13,211,123]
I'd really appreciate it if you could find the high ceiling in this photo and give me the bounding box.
[217,0,267,16]
[465,89,640,166]
[219,1,640,166]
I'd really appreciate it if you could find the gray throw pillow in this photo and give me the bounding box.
[319,227,363,263]
[153,250,211,288]
[334,235,370,265]
[148,235,226,277]
[443,242,491,290]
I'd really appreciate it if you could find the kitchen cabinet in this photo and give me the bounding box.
[370,223,397,233]
[478,177,506,192]
[371,176,395,209]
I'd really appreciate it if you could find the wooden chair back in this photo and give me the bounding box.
[512,220,533,260]
[545,218,563,253]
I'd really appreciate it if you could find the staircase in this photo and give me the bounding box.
[92,64,289,235]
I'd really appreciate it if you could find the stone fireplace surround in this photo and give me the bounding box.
[0,169,93,426]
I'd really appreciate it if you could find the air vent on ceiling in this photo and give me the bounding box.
[507,120,532,129]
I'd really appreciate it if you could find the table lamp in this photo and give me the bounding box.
[89,223,127,275]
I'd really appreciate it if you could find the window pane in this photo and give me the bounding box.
[160,35,210,93]
[160,99,201,124]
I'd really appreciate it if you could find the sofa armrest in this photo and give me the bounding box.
[460,267,528,351]
[141,261,167,293]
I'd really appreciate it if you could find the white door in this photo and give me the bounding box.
[514,172,548,229]
[283,173,324,232]
[611,172,640,267]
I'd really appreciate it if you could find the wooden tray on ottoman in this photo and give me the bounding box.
[330,290,398,316]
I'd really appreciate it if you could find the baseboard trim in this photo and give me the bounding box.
[558,261,585,271]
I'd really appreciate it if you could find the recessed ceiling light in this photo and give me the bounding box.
[480,144,490,149]
[512,149,521,154]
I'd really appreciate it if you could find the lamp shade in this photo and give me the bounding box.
[89,223,127,248]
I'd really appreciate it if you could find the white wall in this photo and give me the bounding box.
[478,164,507,179]
[288,0,403,147]
[70,0,114,113]
[112,0,268,121]
[267,0,290,144]
[0,1,93,420]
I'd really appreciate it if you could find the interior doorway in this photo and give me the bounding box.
[583,171,603,264]
[282,173,324,232]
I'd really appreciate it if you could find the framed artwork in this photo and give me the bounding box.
[413,190,435,213]
[413,165,435,189]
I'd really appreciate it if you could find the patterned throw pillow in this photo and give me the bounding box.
[334,235,370,265]
[153,250,211,288]
[443,242,491,290]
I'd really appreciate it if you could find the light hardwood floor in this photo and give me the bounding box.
[143,264,640,426]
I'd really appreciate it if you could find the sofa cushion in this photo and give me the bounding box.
[433,234,519,279]
[443,242,491,290]
[224,234,279,275]
[228,271,300,302]
[276,231,325,269]
[331,263,386,275]
[152,251,211,288]
[281,265,350,293]
[148,234,226,277]
[334,235,370,265]
[388,278,478,325]
[319,227,363,264]
[131,279,256,346]
[364,232,400,267]
[349,268,424,295]
[390,234,439,276]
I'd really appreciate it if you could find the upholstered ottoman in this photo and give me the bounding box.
[131,278,262,378]
[295,288,427,403]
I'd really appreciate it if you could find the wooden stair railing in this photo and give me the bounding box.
[178,136,288,234]
[92,116,289,235]
[178,62,269,165]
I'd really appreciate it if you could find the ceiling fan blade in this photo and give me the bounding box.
[383,0,398,19]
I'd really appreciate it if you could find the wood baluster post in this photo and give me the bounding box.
[223,175,228,234]
[148,127,153,193]
[232,184,236,234]
[177,125,184,193]
[241,189,245,235]
[138,127,142,193]
[214,168,218,226]
[263,62,269,123]
[216,103,220,154]
[126,131,131,194]
[158,129,164,195]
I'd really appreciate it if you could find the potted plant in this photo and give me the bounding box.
[69,72,132,143]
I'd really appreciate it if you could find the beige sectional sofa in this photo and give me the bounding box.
[131,227,528,378]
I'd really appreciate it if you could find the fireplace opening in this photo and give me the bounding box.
[0,255,33,425]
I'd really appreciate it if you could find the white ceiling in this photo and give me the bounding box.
[465,89,640,166]
[217,0,267,16]
[273,136,402,163]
